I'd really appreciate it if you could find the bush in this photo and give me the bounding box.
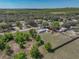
[15,31,30,48]
[29,29,37,38]
[0,35,6,42]
[30,46,41,59]
[16,21,22,29]
[0,39,6,50]
[22,32,30,41]
[4,33,14,42]
[51,21,60,30]
[0,36,6,50]
[35,35,44,46]
[37,40,44,46]
[35,35,41,41]
[14,51,26,59]
[44,42,52,52]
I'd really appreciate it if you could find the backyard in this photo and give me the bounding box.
[40,32,79,59]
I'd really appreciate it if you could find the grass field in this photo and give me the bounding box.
[0,8,79,14]
[40,32,79,59]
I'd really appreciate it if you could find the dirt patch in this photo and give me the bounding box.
[8,40,20,54]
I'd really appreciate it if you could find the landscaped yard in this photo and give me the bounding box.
[0,30,79,59]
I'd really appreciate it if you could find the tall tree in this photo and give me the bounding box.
[51,21,60,30]
[29,29,37,38]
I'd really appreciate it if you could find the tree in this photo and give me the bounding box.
[15,32,25,48]
[0,38,6,50]
[0,22,13,32]
[28,20,38,27]
[14,51,26,59]
[29,29,37,38]
[15,31,29,48]
[52,21,60,31]
[35,35,41,41]
[0,35,6,50]
[16,21,22,29]
[44,42,52,52]
[0,35,6,42]
[35,35,44,46]
[0,33,13,51]
[30,46,41,59]
[4,33,14,42]
[22,32,30,41]
[42,21,49,28]
[0,22,7,31]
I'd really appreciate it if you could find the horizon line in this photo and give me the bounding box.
[0,7,79,9]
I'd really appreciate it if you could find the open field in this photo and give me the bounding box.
[0,8,79,14]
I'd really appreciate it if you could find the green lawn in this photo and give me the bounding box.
[0,8,79,14]
[40,32,79,59]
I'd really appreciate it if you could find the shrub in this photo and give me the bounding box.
[30,46,41,59]
[37,40,44,46]
[44,42,52,52]
[15,32,26,48]
[22,32,30,41]
[29,29,37,38]
[35,35,44,46]
[4,33,14,42]
[16,21,22,29]
[14,51,26,59]
[0,39,6,50]
[0,36,6,50]
[51,21,60,30]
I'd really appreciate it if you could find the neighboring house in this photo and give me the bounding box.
[58,27,67,32]
[28,20,38,27]
[37,28,49,33]
[59,22,64,27]
[58,19,78,32]
[62,20,78,28]
[20,21,26,29]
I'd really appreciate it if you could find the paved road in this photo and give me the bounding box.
[0,27,38,35]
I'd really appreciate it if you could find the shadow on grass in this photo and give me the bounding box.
[47,49,55,53]
[39,54,44,59]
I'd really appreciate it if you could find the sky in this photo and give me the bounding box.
[0,0,79,8]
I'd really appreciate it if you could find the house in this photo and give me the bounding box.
[37,28,49,33]
[58,27,67,32]
[62,19,78,28]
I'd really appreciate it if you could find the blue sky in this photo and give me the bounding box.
[0,0,79,8]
